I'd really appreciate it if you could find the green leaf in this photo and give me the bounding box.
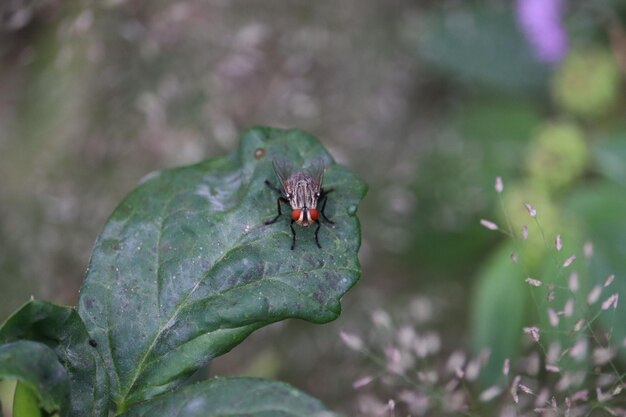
[414,6,549,92]
[120,377,341,417]
[408,99,541,273]
[592,136,626,187]
[565,183,626,359]
[0,341,70,415]
[78,127,367,407]
[0,300,109,417]
[12,382,43,417]
[470,243,527,385]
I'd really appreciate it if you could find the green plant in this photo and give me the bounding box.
[338,179,625,416]
[0,127,367,416]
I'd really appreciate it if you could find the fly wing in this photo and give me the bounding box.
[304,157,324,193]
[271,157,295,188]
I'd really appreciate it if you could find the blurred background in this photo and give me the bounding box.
[1,0,625,415]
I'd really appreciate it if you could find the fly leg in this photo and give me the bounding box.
[314,220,322,249]
[264,180,282,194]
[265,196,289,225]
[290,219,297,250]
[314,188,333,249]
[318,189,335,225]
[264,180,289,225]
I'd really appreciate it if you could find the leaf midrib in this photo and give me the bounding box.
[116,164,256,403]
[113,165,359,405]
[118,196,243,403]
[133,268,358,379]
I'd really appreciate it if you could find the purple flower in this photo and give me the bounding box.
[516,0,568,63]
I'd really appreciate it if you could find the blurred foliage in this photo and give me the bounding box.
[470,243,526,386]
[552,47,621,118]
[525,121,588,192]
[592,132,626,186]
[1,0,626,415]
[414,5,549,93]
[566,183,626,354]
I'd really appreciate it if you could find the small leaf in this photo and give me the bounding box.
[120,377,342,417]
[0,341,70,415]
[0,300,109,417]
[78,128,367,406]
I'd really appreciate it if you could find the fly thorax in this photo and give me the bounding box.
[288,180,318,210]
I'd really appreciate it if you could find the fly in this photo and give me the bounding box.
[264,157,334,250]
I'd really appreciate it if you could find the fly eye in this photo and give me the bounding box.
[309,209,318,221]
[291,209,302,221]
